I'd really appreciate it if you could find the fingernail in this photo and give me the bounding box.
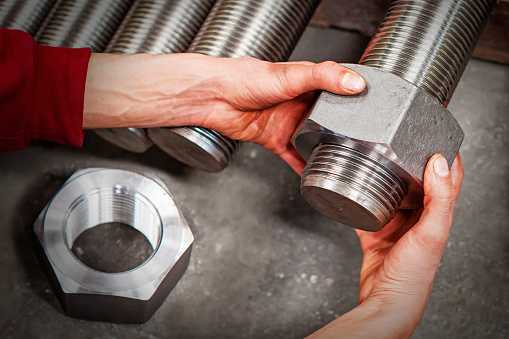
[341,72,365,93]
[434,156,449,177]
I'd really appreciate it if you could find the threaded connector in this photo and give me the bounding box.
[301,144,406,231]
[0,0,56,36]
[299,0,495,230]
[35,0,134,52]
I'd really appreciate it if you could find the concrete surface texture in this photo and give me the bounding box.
[0,27,508,338]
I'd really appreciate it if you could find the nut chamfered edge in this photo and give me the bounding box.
[293,64,464,231]
[33,168,194,323]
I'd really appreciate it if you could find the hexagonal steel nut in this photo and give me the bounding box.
[293,64,464,208]
[33,168,193,323]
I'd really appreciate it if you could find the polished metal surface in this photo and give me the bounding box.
[360,0,495,105]
[302,144,406,232]
[93,127,153,153]
[0,0,57,35]
[149,0,320,172]
[34,168,193,323]
[94,0,215,152]
[35,0,134,51]
[294,0,494,231]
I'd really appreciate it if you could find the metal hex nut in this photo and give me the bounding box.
[34,168,193,323]
[293,64,464,208]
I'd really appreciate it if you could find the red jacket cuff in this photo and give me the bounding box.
[27,40,91,147]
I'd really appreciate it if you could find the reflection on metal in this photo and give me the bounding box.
[35,0,134,52]
[0,0,57,35]
[34,168,193,323]
[294,0,495,231]
[94,0,216,153]
[148,0,321,172]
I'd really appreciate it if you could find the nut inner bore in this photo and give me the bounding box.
[64,186,162,272]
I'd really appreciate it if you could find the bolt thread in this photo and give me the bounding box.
[303,144,407,225]
[305,0,493,229]
[105,0,215,54]
[0,0,57,36]
[171,0,320,169]
[360,0,495,105]
[35,0,134,51]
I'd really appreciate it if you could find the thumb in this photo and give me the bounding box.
[269,61,366,98]
[410,154,457,258]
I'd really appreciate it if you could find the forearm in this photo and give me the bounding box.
[308,299,419,339]
[82,53,210,129]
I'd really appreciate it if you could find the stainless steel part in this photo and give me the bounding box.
[35,0,134,52]
[148,0,320,173]
[93,0,216,152]
[293,0,495,232]
[34,168,193,323]
[0,0,57,35]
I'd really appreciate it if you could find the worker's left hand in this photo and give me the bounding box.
[83,53,365,173]
[309,154,464,339]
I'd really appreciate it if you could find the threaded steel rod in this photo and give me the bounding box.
[360,0,495,105]
[0,0,57,35]
[93,0,216,153]
[35,0,135,52]
[148,0,320,172]
[302,0,495,230]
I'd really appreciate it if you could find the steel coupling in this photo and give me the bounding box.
[293,0,495,231]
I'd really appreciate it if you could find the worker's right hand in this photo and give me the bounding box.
[83,53,365,173]
[309,154,464,339]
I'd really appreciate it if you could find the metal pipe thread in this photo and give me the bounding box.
[152,0,320,172]
[0,0,57,35]
[94,0,215,152]
[360,0,495,104]
[35,0,134,51]
[301,144,406,230]
[188,0,320,60]
[105,0,215,54]
[303,0,494,230]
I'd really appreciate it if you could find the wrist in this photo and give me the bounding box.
[308,298,420,339]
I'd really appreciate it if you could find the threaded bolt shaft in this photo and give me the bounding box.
[302,0,495,230]
[360,0,495,105]
[0,0,57,36]
[35,0,134,52]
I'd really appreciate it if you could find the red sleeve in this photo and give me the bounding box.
[0,28,91,151]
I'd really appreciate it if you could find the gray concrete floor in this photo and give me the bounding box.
[0,27,508,338]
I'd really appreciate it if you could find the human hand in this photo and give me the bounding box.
[83,53,365,173]
[309,154,464,338]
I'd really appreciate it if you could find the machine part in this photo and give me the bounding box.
[34,168,193,323]
[293,0,495,232]
[35,0,134,52]
[93,127,153,153]
[0,0,57,36]
[94,0,215,153]
[148,0,321,172]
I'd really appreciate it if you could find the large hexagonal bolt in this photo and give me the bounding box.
[34,168,193,323]
[93,0,216,153]
[293,0,496,231]
[0,0,57,36]
[147,0,321,173]
[34,0,135,51]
